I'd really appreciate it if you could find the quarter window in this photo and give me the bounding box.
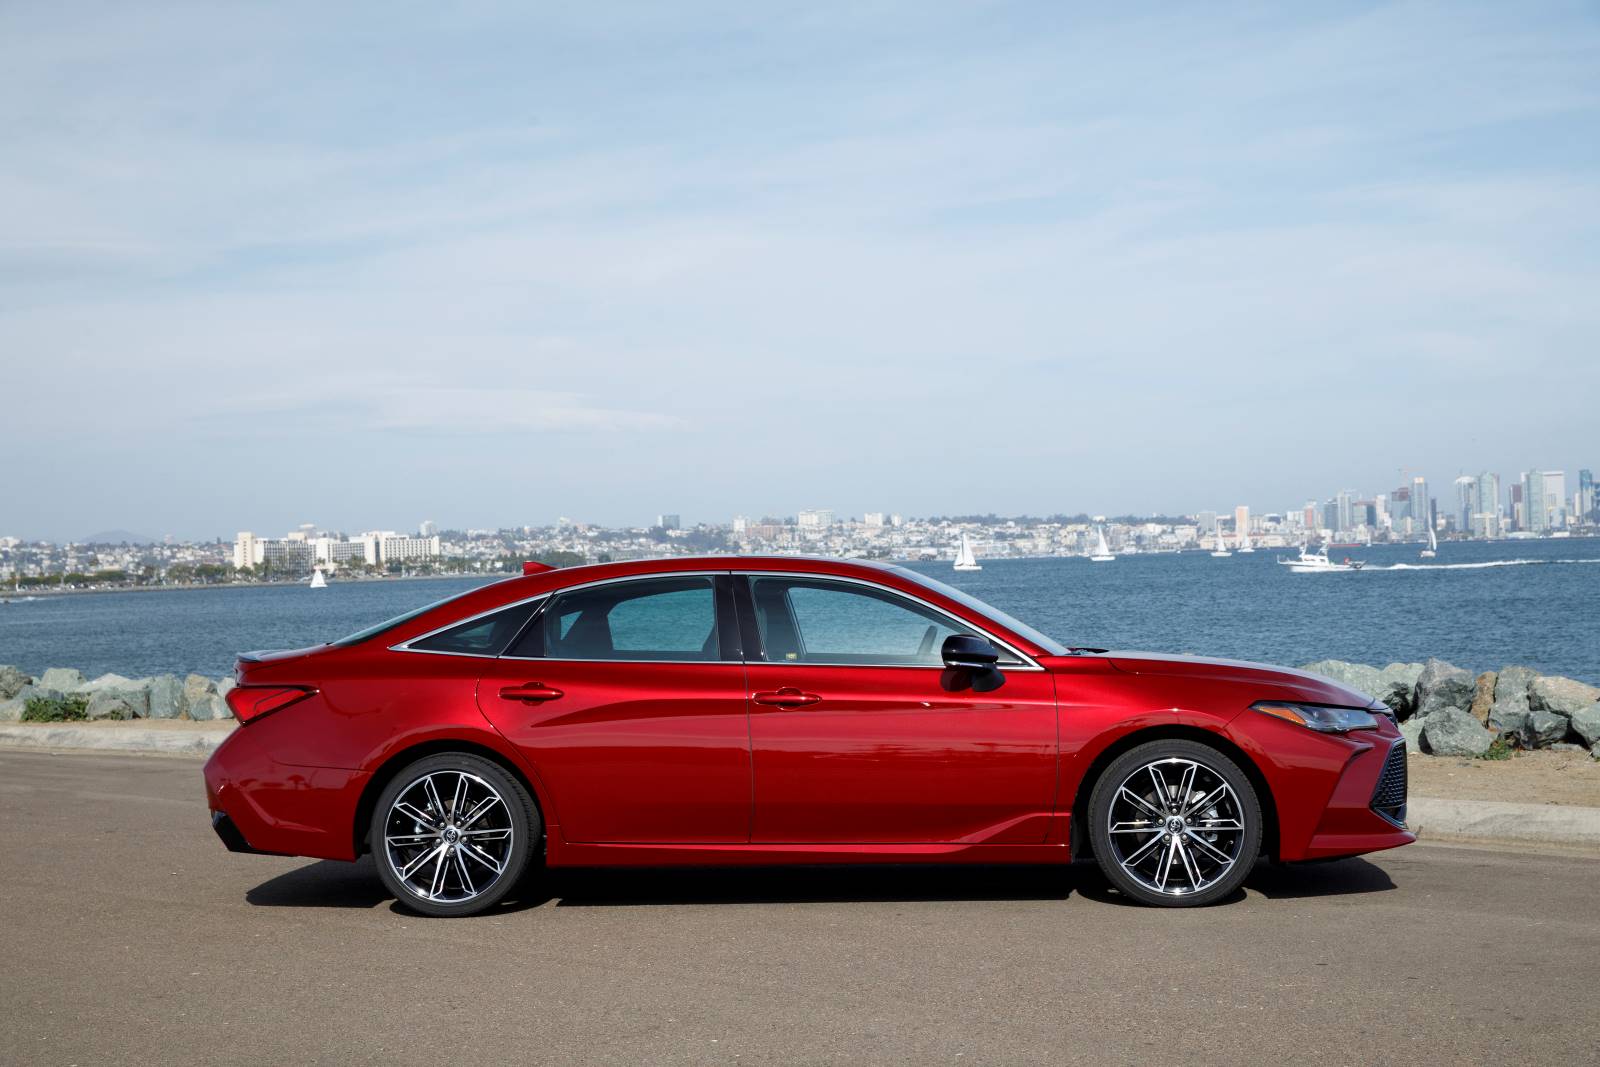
[510,577,721,661]
[746,577,1018,666]
[407,599,543,657]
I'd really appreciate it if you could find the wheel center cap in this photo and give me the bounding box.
[442,826,460,844]
[1166,816,1185,833]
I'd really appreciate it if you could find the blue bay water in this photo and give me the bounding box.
[2,538,1597,683]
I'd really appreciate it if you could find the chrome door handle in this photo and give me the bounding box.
[500,683,564,703]
[752,687,822,708]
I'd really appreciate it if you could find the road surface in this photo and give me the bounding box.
[2,750,1595,1065]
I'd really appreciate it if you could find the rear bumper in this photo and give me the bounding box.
[203,723,369,861]
[210,810,289,856]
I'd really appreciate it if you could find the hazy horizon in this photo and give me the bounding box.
[4,2,1598,541]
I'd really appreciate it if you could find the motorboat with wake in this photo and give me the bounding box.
[1278,547,1364,573]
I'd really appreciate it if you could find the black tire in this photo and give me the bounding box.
[1087,738,1262,907]
[371,752,539,917]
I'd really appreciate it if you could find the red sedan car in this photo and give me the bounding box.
[205,556,1412,915]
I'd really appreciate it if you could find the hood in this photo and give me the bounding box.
[1100,652,1377,707]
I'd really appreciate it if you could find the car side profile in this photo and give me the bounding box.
[204,556,1413,914]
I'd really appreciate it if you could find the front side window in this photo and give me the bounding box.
[746,576,1020,666]
[509,576,721,661]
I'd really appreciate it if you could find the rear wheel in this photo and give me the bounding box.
[1087,739,1261,907]
[371,753,538,917]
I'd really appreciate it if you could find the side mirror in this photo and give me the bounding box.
[941,634,1000,671]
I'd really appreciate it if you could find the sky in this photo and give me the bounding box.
[2,1,1598,541]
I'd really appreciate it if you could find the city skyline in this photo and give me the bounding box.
[5,4,1600,541]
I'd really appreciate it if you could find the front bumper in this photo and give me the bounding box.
[1228,714,1416,862]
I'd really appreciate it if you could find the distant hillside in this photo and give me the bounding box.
[79,530,159,545]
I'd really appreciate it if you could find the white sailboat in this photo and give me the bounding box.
[953,532,982,571]
[1089,526,1115,562]
[309,568,328,589]
[1419,524,1437,559]
[1237,524,1254,553]
[1210,527,1232,557]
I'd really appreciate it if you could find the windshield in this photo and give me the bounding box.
[885,565,1069,656]
[330,586,489,647]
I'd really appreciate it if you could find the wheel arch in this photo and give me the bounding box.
[352,738,547,858]
[1068,724,1280,862]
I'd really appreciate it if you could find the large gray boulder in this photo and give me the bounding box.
[79,672,140,694]
[1488,666,1537,740]
[1522,707,1571,748]
[0,686,30,721]
[1415,659,1476,719]
[1467,671,1497,726]
[1378,662,1425,719]
[1571,704,1600,749]
[38,667,86,691]
[1529,676,1600,718]
[1300,660,1382,701]
[1399,714,1430,753]
[145,674,184,719]
[86,687,146,721]
[0,665,30,700]
[1423,707,1493,758]
[183,674,219,720]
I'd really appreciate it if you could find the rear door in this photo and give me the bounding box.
[474,573,752,843]
[738,574,1057,844]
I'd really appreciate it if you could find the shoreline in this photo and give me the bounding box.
[2,571,506,599]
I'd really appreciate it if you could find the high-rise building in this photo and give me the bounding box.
[419,519,438,538]
[656,514,681,531]
[1233,505,1251,541]
[1454,475,1477,533]
[1473,472,1501,537]
[1412,476,1430,535]
[797,509,834,530]
[1302,501,1318,531]
[863,512,885,528]
[232,531,259,570]
[1522,471,1566,532]
[1197,511,1217,535]
[1579,469,1595,525]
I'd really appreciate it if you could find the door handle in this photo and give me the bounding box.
[500,683,564,703]
[752,687,822,708]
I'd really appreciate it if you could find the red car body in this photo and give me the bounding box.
[204,556,1413,873]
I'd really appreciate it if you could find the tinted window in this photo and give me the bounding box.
[510,577,721,661]
[886,565,1067,656]
[407,599,543,657]
[747,577,1019,666]
[331,583,502,647]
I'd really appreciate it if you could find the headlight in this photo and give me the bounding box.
[1251,701,1380,733]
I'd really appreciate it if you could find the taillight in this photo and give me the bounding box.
[226,686,316,725]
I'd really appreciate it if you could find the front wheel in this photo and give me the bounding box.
[1087,739,1262,907]
[371,753,538,917]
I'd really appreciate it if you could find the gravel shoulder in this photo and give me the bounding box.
[1406,748,1600,806]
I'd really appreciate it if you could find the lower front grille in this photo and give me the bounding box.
[1370,741,1407,827]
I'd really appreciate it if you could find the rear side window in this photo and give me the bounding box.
[507,577,721,661]
[407,599,543,657]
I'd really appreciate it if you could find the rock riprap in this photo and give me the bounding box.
[1423,708,1494,758]
[1299,658,1597,754]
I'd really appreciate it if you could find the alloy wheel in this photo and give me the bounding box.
[382,770,516,905]
[1104,757,1246,897]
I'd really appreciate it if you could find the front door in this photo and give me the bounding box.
[738,574,1057,843]
[475,573,751,843]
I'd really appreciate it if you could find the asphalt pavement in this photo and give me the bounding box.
[3,750,1595,1066]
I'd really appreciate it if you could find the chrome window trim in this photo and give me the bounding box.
[390,568,1043,670]
[738,571,1044,672]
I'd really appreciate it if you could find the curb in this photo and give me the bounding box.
[0,723,234,757]
[1408,797,1600,853]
